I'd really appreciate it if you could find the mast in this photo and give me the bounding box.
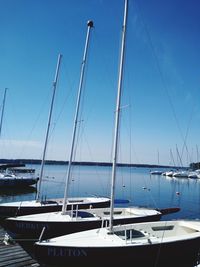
[176,144,183,168]
[36,54,62,201]
[196,145,199,168]
[61,20,93,214]
[157,149,160,165]
[0,88,8,138]
[109,0,128,233]
[170,148,176,167]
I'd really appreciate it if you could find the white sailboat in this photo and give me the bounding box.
[34,1,200,267]
[2,20,162,242]
[0,172,39,187]
[150,150,163,175]
[0,53,109,219]
[188,169,200,179]
[162,150,176,176]
[172,145,189,178]
[150,169,163,175]
[173,170,189,178]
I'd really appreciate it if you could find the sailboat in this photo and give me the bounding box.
[1,20,164,242]
[0,173,39,187]
[162,149,176,177]
[172,145,189,178]
[0,88,39,188]
[150,150,163,175]
[0,53,109,219]
[34,1,200,267]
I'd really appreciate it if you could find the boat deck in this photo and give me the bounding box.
[0,226,40,267]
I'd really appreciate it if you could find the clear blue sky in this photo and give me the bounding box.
[0,0,200,166]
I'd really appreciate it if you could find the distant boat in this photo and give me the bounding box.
[188,169,200,179]
[8,167,36,174]
[0,163,26,170]
[161,150,176,177]
[0,173,38,187]
[188,172,198,179]
[150,150,163,175]
[34,1,200,266]
[173,170,189,178]
[162,170,174,177]
[150,170,163,175]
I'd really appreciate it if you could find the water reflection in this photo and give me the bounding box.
[0,186,37,204]
[0,186,37,196]
[1,164,200,222]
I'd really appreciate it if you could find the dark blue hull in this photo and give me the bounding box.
[34,237,200,267]
[3,213,161,240]
[0,199,110,218]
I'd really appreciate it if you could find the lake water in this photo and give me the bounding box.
[1,164,200,222]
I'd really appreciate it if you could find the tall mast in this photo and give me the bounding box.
[0,88,8,138]
[109,0,128,233]
[170,148,176,167]
[176,144,183,168]
[62,20,93,214]
[196,145,199,164]
[36,54,62,201]
[157,149,160,165]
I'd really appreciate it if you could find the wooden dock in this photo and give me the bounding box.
[0,226,40,267]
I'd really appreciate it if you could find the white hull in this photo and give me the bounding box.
[162,171,174,177]
[173,171,189,178]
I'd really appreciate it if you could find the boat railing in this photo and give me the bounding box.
[75,204,78,218]
[70,204,74,218]
[70,204,77,219]
[69,204,95,219]
[101,217,109,228]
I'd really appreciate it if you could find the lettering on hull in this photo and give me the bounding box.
[16,222,50,230]
[48,247,87,257]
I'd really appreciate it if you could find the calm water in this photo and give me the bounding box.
[1,164,200,221]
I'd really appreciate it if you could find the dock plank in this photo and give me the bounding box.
[0,226,40,267]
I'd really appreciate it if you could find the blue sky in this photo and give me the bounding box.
[0,0,200,166]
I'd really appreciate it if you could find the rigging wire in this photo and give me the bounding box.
[135,0,193,167]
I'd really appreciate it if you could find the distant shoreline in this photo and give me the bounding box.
[0,158,180,169]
